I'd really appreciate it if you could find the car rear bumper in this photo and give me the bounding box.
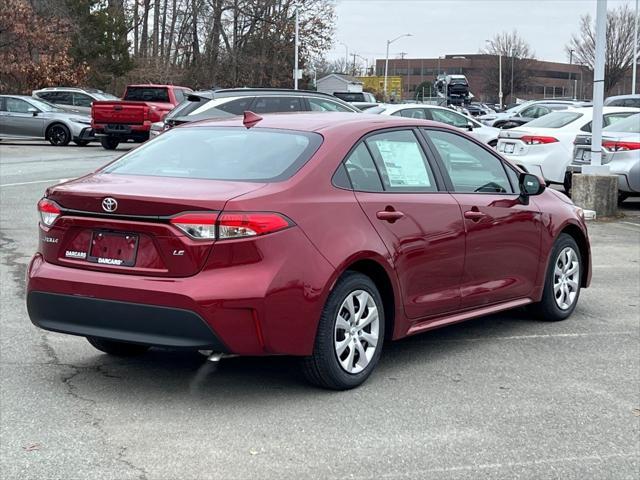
[28,291,227,350]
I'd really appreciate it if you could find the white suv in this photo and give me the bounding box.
[32,87,119,115]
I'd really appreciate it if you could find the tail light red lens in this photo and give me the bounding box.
[170,212,292,240]
[170,213,218,239]
[218,213,291,239]
[602,140,640,152]
[37,198,61,226]
[521,135,559,145]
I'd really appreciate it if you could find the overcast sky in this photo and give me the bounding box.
[327,0,635,65]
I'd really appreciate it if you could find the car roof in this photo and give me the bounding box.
[185,112,447,135]
[208,88,344,99]
[567,106,640,113]
[126,84,190,88]
[0,94,35,100]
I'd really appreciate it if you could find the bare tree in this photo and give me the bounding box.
[481,30,536,103]
[566,4,639,94]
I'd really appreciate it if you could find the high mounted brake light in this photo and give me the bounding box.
[37,198,61,227]
[170,212,292,240]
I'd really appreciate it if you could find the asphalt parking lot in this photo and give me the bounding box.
[1,141,639,480]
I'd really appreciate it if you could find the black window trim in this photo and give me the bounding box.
[331,126,448,194]
[419,126,522,196]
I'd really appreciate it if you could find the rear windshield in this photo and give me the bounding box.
[603,113,640,133]
[524,111,583,128]
[165,97,209,120]
[333,92,365,102]
[124,87,170,102]
[102,127,322,182]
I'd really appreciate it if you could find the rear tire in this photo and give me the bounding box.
[301,272,385,390]
[46,123,71,146]
[100,136,119,150]
[530,234,582,321]
[87,337,150,356]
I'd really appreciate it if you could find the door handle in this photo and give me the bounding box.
[464,210,486,221]
[376,209,404,223]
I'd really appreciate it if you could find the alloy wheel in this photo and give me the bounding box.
[553,247,580,310]
[49,126,68,145]
[334,290,380,374]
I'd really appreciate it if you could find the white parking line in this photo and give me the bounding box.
[0,178,66,188]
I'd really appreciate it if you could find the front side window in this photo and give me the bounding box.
[252,97,303,114]
[426,129,513,194]
[5,98,32,113]
[308,97,355,112]
[365,130,437,192]
[102,127,322,182]
[343,143,383,191]
[396,109,427,119]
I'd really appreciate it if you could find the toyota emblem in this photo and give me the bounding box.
[102,197,118,212]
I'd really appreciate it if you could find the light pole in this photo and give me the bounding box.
[485,40,502,109]
[293,6,299,90]
[569,49,575,100]
[510,51,514,104]
[384,33,412,101]
[339,42,348,74]
[633,0,638,93]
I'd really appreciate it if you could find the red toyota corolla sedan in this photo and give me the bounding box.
[27,112,591,389]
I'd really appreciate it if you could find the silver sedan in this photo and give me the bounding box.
[0,95,94,146]
[570,113,640,202]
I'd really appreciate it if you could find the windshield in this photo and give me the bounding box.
[102,127,322,182]
[28,98,63,112]
[523,111,583,128]
[603,113,640,133]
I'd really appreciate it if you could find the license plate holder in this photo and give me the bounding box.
[105,124,132,134]
[87,231,138,267]
[504,143,515,154]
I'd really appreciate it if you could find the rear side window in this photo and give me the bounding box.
[365,130,437,192]
[308,97,355,112]
[581,112,636,132]
[216,97,254,115]
[344,143,383,192]
[252,97,303,114]
[124,87,170,102]
[73,93,93,107]
[393,109,427,119]
[102,127,322,182]
[333,92,365,102]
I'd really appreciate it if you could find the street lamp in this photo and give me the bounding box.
[485,40,503,109]
[384,33,412,101]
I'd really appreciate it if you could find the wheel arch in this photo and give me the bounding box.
[337,256,399,343]
[558,222,591,288]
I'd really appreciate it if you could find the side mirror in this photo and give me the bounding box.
[466,121,474,131]
[519,172,545,204]
[28,107,38,116]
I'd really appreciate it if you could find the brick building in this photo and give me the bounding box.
[374,54,618,103]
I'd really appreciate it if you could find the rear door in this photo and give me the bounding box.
[424,128,542,308]
[345,129,466,318]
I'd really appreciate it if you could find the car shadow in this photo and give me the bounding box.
[62,308,548,402]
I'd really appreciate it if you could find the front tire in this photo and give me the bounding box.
[87,337,150,356]
[530,234,582,321]
[100,136,120,150]
[46,124,71,146]
[301,272,385,390]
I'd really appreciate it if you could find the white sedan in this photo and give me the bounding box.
[368,104,501,146]
[496,106,639,185]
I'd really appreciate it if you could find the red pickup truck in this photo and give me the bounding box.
[91,84,191,150]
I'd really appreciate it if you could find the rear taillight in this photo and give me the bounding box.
[170,212,292,240]
[521,135,558,145]
[602,140,640,151]
[218,213,291,239]
[37,198,61,227]
[170,213,218,239]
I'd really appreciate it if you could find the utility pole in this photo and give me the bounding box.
[294,6,299,90]
[351,53,357,77]
[569,49,575,100]
[510,52,514,103]
[499,54,503,109]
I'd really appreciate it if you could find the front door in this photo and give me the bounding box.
[2,97,45,137]
[344,129,466,319]
[424,129,542,308]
